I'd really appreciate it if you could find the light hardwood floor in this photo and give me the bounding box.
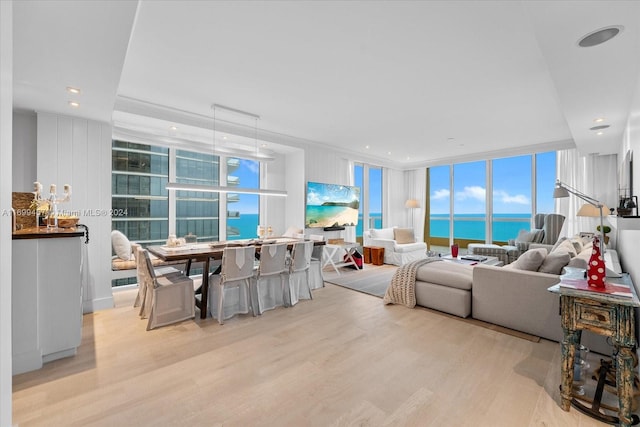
[13,283,609,426]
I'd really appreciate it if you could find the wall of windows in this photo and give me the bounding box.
[354,163,383,241]
[226,157,259,240]
[175,149,219,242]
[428,151,556,249]
[492,155,531,242]
[112,140,262,286]
[112,141,169,245]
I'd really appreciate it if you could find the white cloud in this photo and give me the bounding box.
[455,186,486,201]
[431,189,450,200]
[494,190,529,205]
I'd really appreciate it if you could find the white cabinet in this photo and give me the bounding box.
[12,234,82,375]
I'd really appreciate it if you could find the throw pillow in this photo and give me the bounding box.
[550,237,567,253]
[371,227,395,240]
[551,239,577,257]
[511,248,547,271]
[538,252,571,274]
[569,236,584,254]
[111,230,132,261]
[393,228,416,244]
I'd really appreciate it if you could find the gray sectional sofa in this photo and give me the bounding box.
[413,249,615,355]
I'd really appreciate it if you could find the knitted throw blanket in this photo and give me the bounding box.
[383,258,443,308]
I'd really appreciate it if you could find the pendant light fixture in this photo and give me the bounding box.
[165,104,287,197]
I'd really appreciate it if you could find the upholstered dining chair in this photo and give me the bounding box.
[308,234,325,290]
[251,243,288,315]
[208,246,256,325]
[285,241,314,306]
[133,243,182,313]
[138,249,195,330]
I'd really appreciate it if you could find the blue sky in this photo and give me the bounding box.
[230,152,556,216]
[430,152,556,215]
[228,158,259,213]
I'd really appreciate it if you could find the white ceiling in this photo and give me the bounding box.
[12,1,640,169]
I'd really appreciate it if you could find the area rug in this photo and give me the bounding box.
[323,264,540,343]
[323,264,397,297]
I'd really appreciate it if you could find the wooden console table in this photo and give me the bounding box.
[548,270,640,426]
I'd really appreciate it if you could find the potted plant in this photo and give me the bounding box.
[596,225,611,244]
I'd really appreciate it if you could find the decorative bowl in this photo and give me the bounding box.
[47,216,79,228]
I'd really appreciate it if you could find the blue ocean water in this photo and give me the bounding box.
[231,213,531,242]
[430,213,531,241]
[227,213,259,240]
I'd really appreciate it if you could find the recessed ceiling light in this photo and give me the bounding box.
[596,131,604,136]
[594,117,605,123]
[66,86,81,94]
[223,136,227,140]
[590,125,610,131]
[578,26,624,48]
[365,145,370,149]
[169,126,178,131]
[261,143,267,148]
[387,151,392,155]
[68,101,79,108]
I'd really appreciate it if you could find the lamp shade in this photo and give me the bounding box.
[553,186,570,198]
[405,199,420,209]
[577,203,610,217]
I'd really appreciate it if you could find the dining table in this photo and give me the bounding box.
[147,237,326,319]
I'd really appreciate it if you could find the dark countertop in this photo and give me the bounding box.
[12,226,85,240]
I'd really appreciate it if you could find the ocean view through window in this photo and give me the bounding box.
[355,164,383,240]
[428,151,557,248]
[112,141,265,286]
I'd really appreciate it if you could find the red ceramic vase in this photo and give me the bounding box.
[587,236,606,289]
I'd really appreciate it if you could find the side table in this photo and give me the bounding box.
[323,242,360,275]
[548,270,640,426]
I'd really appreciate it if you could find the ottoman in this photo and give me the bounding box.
[414,261,474,318]
[467,243,519,265]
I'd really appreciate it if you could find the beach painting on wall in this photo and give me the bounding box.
[305,181,360,228]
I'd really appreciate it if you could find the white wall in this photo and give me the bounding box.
[0,1,13,424]
[619,71,640,287]
[12,111,37,191]
[36,112,113,313]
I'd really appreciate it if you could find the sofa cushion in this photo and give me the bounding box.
[111,230,132,261]
[394,242,427,253]
[511,248,546,271]
[538,251,571,275]
[370,227,395,240]
[415,261,474,291]
[394,228,415,244]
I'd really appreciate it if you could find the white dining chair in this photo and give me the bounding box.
[251,243,288,315]
[208,246,256,325]
[285,241,314,306]
[133,244,182,313]
[139,249,195,330]
[308,234,325,290]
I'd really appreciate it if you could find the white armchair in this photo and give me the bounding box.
[363,227,427,266]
